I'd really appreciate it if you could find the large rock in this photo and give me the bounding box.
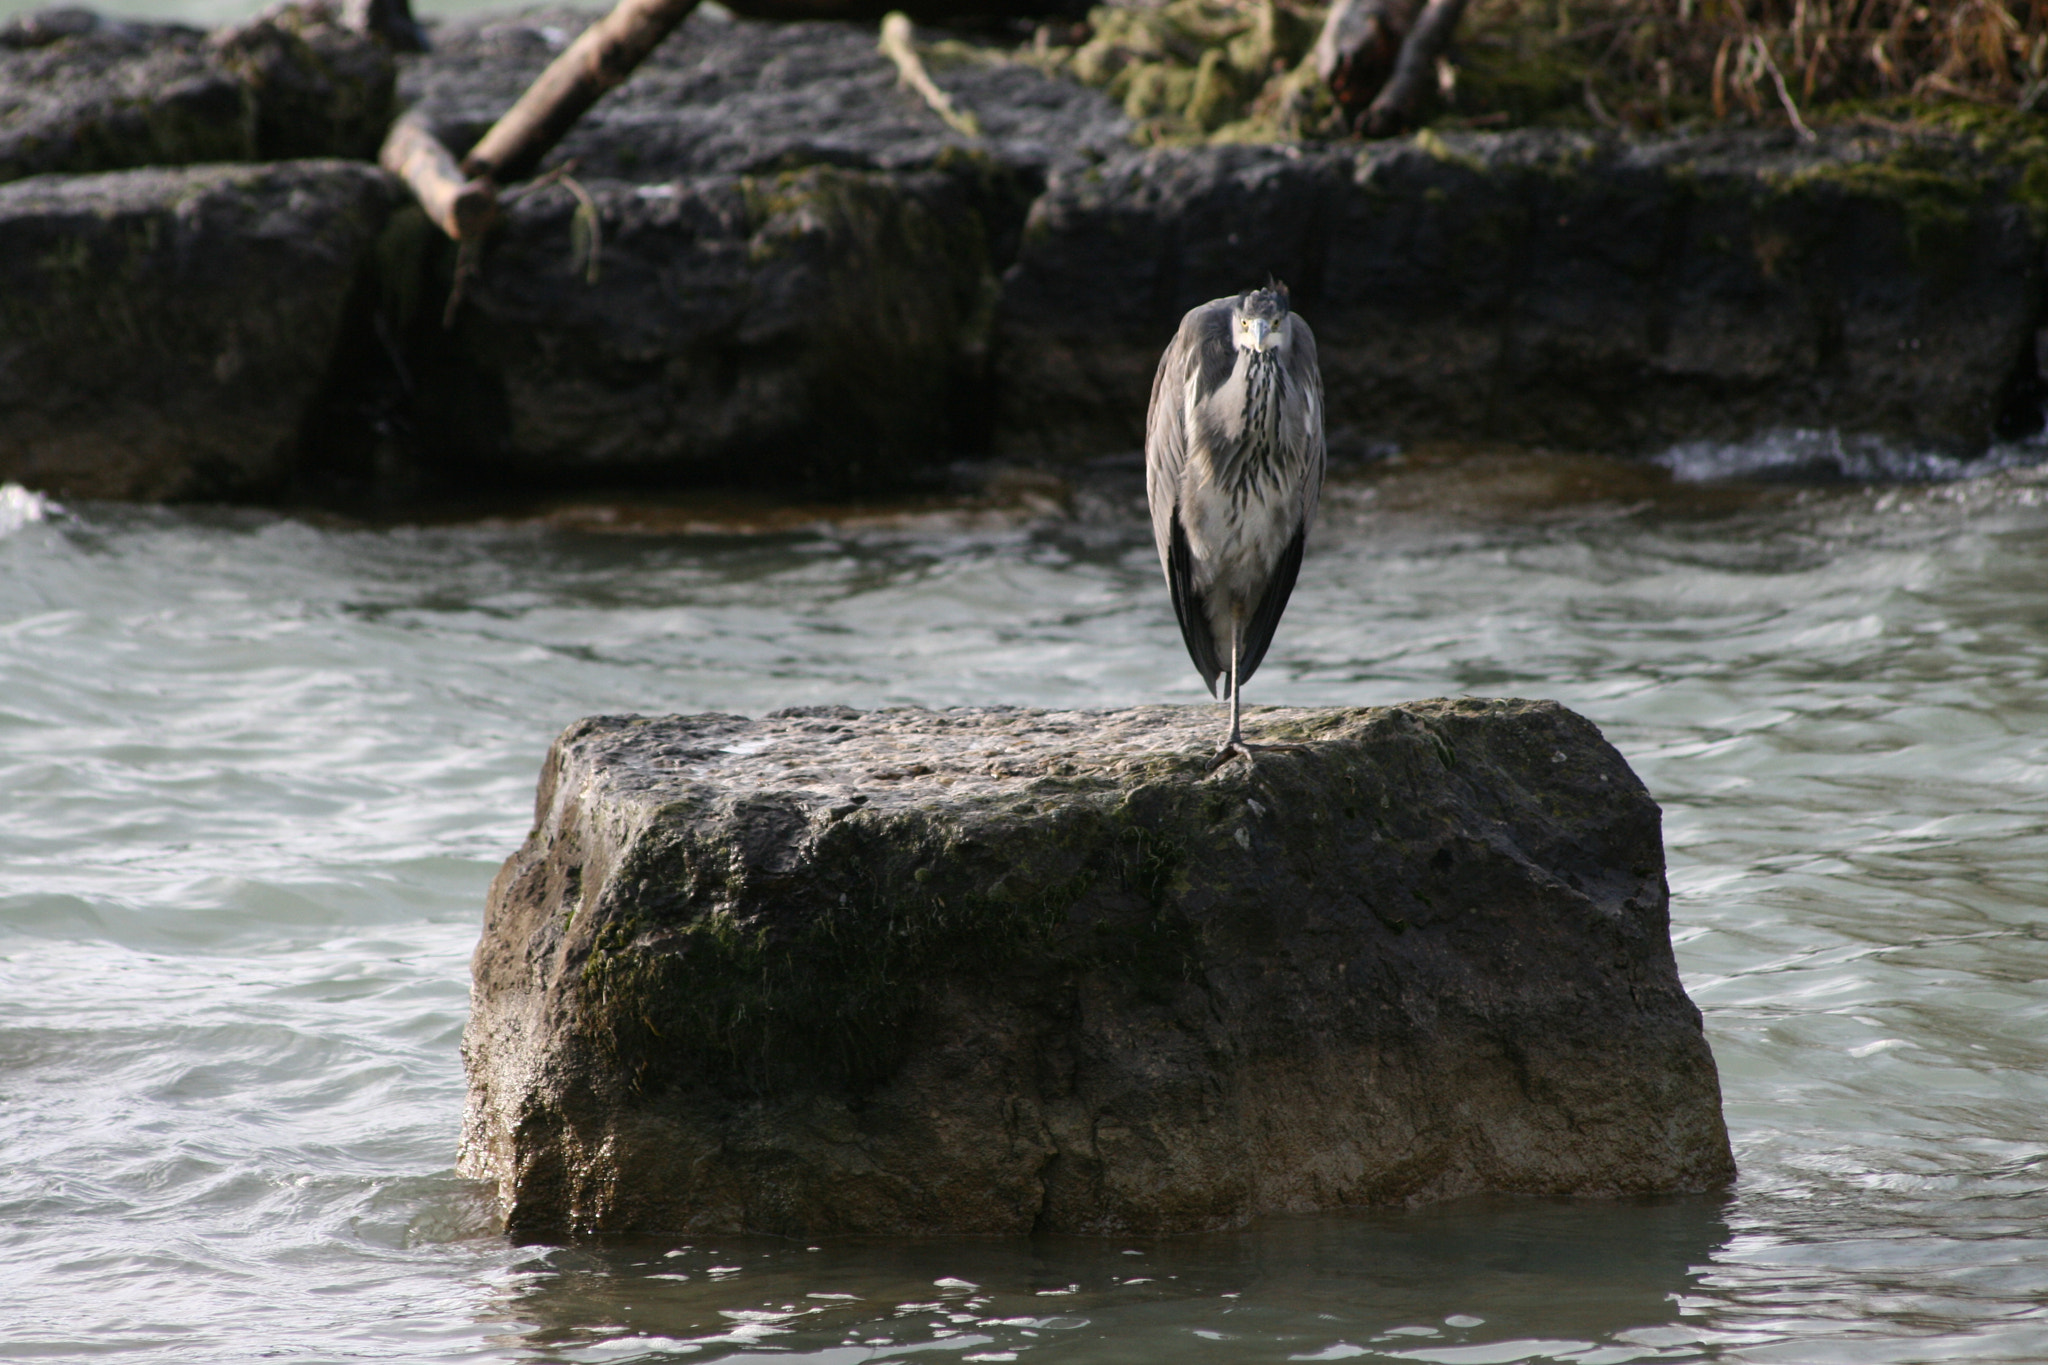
[0,3,396,184]
[0,161,397,500]
[460,699,1733,1237]
[995,129,2048,461]
[385,162,1007,490]
[365,8,1126,491]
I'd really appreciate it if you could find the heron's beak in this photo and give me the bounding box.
[1249,317,1272,351]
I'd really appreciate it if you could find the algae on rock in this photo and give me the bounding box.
[1026,0,1334,143]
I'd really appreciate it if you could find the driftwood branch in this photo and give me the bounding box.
[460,0,703,183]
[379,113,499,240]
[1361,0,1472,135]
[1314,0,1421,118]
[877,12,982,137]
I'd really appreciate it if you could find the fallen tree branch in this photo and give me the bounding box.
[878,12,981,137]
[1360,0,1471,135]
[460,0,703,183]
[1314,0,1421,120]
[378,113,499,241]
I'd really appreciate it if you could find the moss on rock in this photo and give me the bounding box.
[1027,0,1330,144]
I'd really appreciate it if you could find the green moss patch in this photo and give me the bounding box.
[577,795,1206,1096]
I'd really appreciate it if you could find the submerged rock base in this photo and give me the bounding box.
[460,699,1733,1237]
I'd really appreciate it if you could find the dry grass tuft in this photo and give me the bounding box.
[1017,0,2048,140]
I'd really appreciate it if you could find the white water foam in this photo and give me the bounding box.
[0,483,59,537]
[1654,427,2048,484]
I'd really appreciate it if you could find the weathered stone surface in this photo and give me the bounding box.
[384,162,1006,490]
[460,699,1733,1237]
[994,129,2048,461]
[363,8,1126,491]
[210,2,399,162]
[399,6,1126,184]
[0,3,395,185]
[0,161,397,500]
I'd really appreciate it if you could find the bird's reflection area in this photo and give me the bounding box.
[489,1196,1731,1363]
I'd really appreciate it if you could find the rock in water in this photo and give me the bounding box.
[460,700,1733,1236]
[0,161,396,501]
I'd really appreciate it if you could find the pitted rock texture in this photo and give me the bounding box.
[400,6,1127,185]
[460,698,1733,1237]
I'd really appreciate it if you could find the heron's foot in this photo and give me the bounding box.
[1205,739,1310,772]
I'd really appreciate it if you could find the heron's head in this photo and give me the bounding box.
[1231,283,1292,355]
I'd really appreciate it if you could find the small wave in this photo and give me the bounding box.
[1653,429,2048,484]
[0,483,61,536]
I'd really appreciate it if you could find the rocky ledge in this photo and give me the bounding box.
[8,5,2042,502]
[459,699,1733,1237]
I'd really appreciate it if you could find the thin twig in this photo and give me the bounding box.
[1712,33,1733,119]
[1584,69,1620,124]
[501,161,604,285]
[559,174,602,285]
[1753,33,1819,140]
[498,160,578,204]
[878,11,982,138]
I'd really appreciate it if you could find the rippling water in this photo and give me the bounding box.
[5,446,2048,1363]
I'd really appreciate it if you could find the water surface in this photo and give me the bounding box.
[4,447,2047,1363]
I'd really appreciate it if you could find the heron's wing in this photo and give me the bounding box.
[1146,300,1236,696]
[1144,301,1235,575]
[1234,523,1306,687]
[1168,509,1224,695]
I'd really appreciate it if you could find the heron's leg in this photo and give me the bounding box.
[1206,609,1308,773]
[1207,617,1256,771]
[1227,627,1243,747]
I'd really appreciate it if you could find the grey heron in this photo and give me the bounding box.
[1144,283,1326,767]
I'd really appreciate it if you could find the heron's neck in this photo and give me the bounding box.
[1238,349,1282,450]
